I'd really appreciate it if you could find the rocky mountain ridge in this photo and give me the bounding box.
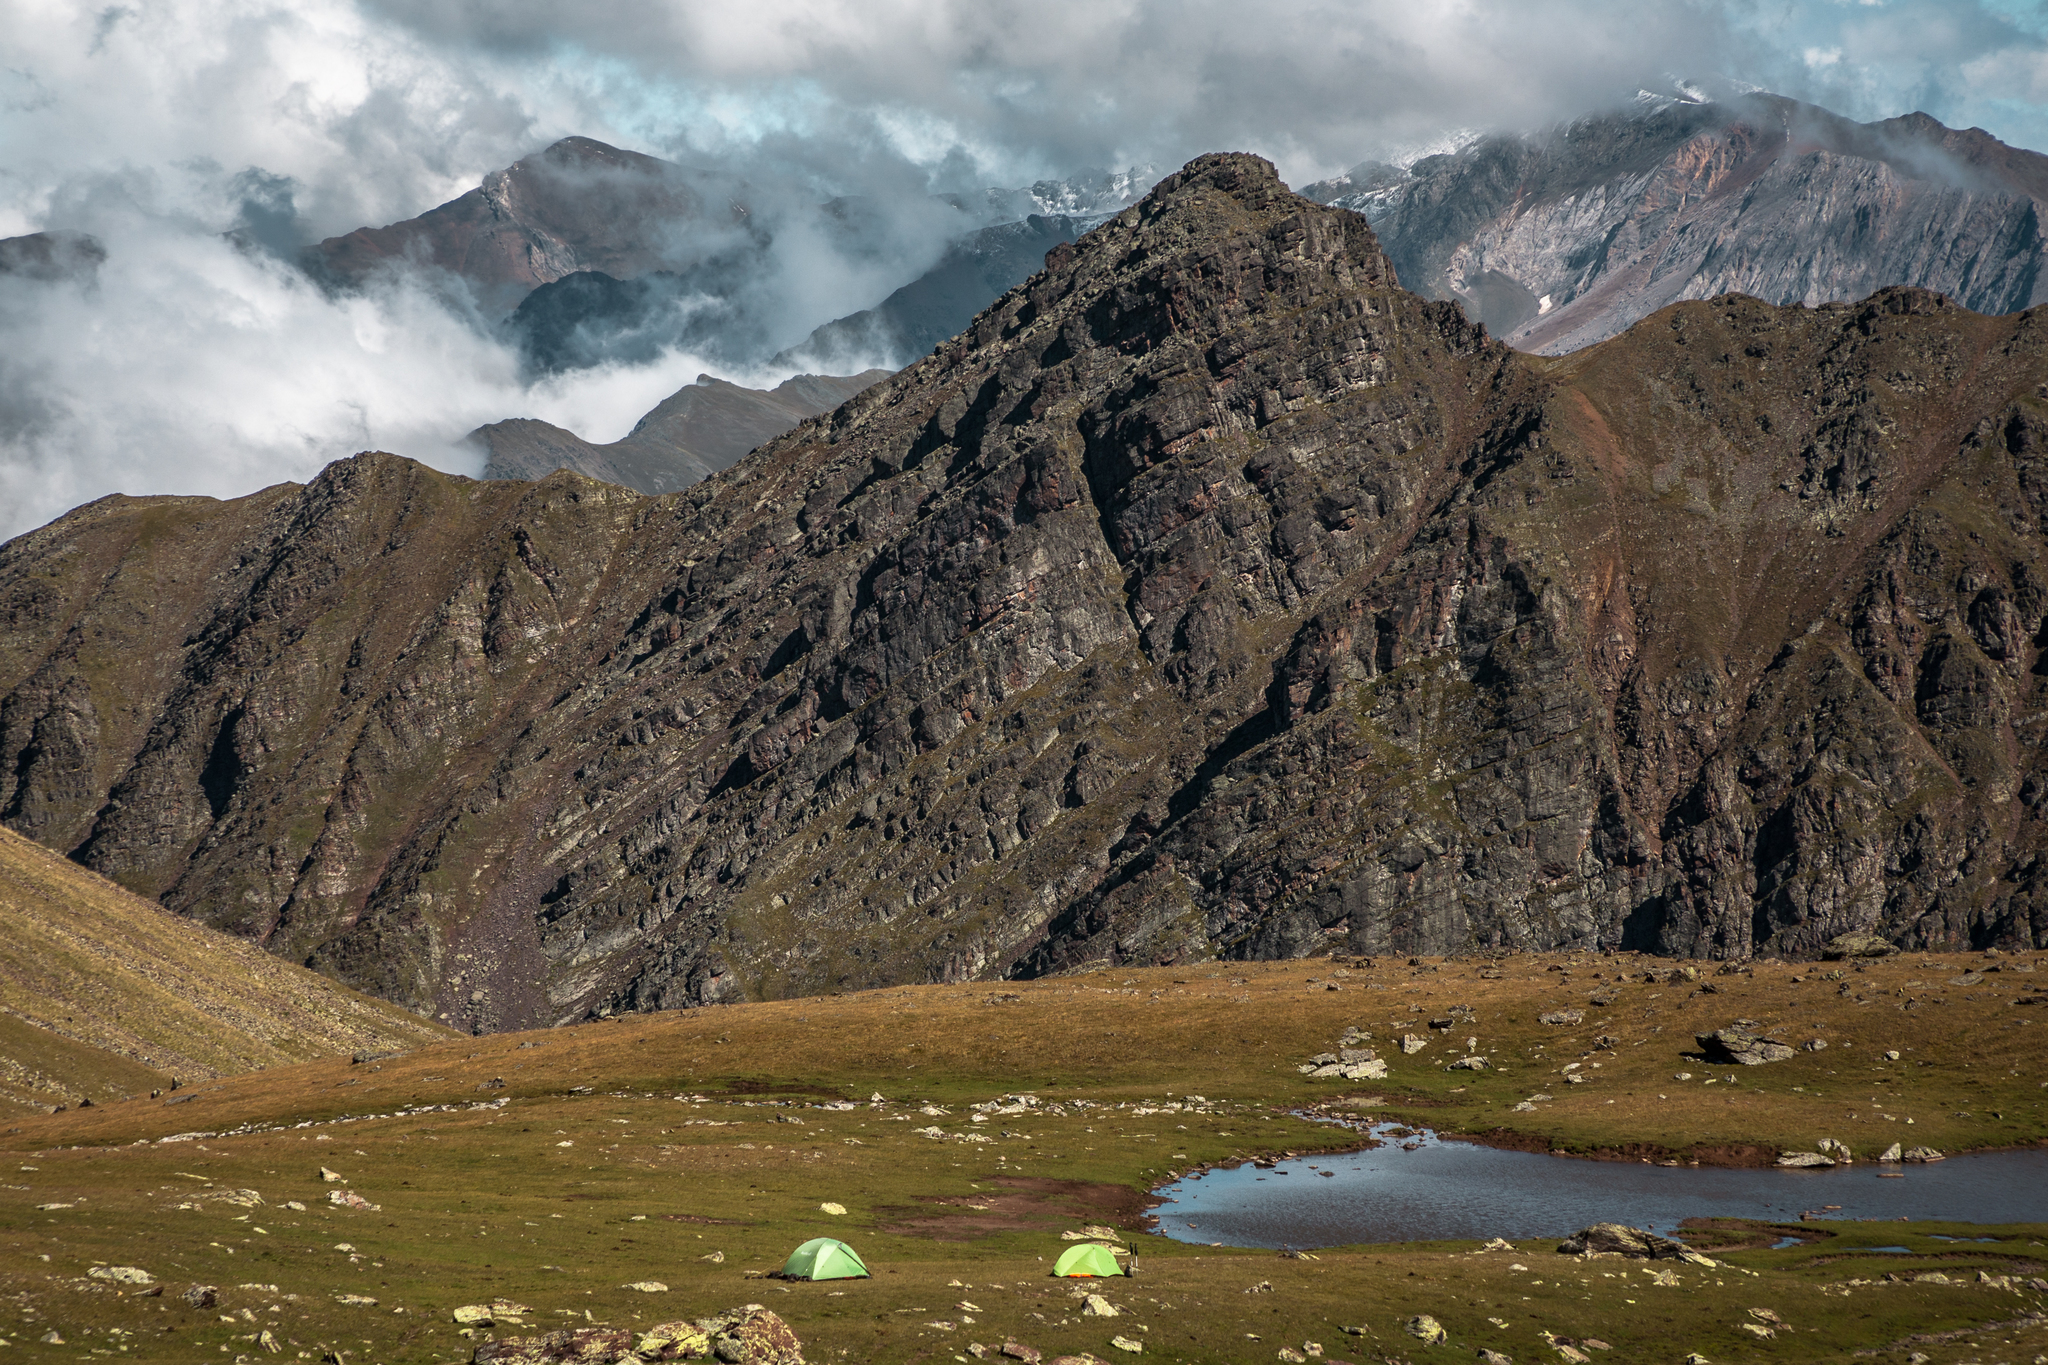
[468,370,890,493]
[1309,93,2048,353]
[4,153,2047,1030]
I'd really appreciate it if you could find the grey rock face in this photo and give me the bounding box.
[1313,94,2048,355]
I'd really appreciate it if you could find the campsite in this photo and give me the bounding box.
[1,952,2045,1363]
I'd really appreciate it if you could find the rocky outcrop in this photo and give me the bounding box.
[1310,93,2048,354]
[469,371,892,494]
[4,153,2048,1028]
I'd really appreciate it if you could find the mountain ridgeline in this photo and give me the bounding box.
[4,153,2048,1031]
[1311,93,2048,355]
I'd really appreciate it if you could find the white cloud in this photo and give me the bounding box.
[1,0,2045,540]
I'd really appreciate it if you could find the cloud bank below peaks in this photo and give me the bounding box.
[3,0,2047,539]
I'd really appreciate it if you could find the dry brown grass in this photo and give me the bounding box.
[0,827,454,1115]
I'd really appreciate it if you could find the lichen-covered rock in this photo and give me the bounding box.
[470,1307,797,1365]
[1696,1027,1795,1066]
[472,1328,638,1365]
[1822,932,1897,959]
[1557,1223,1695,1259]
[1404,1314,1448,1344]
[5,152,2048,1024]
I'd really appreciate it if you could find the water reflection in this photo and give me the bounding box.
[1149,1123,2048,1249]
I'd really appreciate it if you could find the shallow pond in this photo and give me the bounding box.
[1149,1124,2048,1249]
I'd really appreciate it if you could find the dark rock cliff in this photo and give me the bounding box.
[5,154,2047,1030]
[1311,94,2048,355]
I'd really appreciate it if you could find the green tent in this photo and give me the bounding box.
[781,1237,870,1281]
[1052,1243,1124,1277]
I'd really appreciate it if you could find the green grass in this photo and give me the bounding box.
[1,951,2044,1363]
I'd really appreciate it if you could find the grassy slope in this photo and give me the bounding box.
[0,827,456,1115]
[0,951,2042,1364]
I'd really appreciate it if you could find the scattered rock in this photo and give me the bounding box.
[1405,1315,1448,1344]
[37,1332,61,1345]
[1110,1336,1143,1354]
[1082,1294,1118,1317]
[818,1203,847,1215]
[334,1294,379,1307]
[472,1328,636,1365]
[620,1282,668,1293]
[1277,1350,1307,1363]
[1883,1050,1902,1061]
[326,1189,379,1211]
[87,1266,153,1285]
[1001,1342,1043,1362]
[473,1306,800,1365]
[1478,1352,1512,1364]
[1801,1039,1827,1052]
[319,1168,344,1183]
[1822,932,1896,959]
[1446,1055,1488,1071]
[1694,1026,1795,1066]
[453,1303,532,1327]
[182,1286,218,1309]
[1902,1146,1945,1162]
[699,1251,725,1264]
[1538,1011,1583,1026]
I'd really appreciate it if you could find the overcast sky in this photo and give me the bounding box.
[2,0,2046,538]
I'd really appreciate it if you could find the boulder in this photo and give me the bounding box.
[87,1267,153,1285]
[1446,1055,1489,1071]
[1557,1223,1695,1259]
[1822,932,1897,959]
[1902,1146,1945,1162]
[181,1286,218,1309]
[1404,1315,1448,1345]
[1775,1152,1835,1168]
[1338,1059,1388,1080]
[1694,1026,1795,1065]
[1878,1143,1903,1162]
[1400,1035,1428,1055]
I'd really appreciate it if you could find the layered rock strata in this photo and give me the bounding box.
[4,153,2047,1029]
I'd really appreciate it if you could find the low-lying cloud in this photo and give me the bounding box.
[1,0,2044,539]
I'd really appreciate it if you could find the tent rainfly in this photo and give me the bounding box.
[1052,1242,1123,1277]
[781,1237,870,1281]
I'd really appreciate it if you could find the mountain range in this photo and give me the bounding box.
[1307,91,2048,353]
[5,152,2046,1034]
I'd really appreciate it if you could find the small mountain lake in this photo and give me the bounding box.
[1148,1124,2048,1249]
